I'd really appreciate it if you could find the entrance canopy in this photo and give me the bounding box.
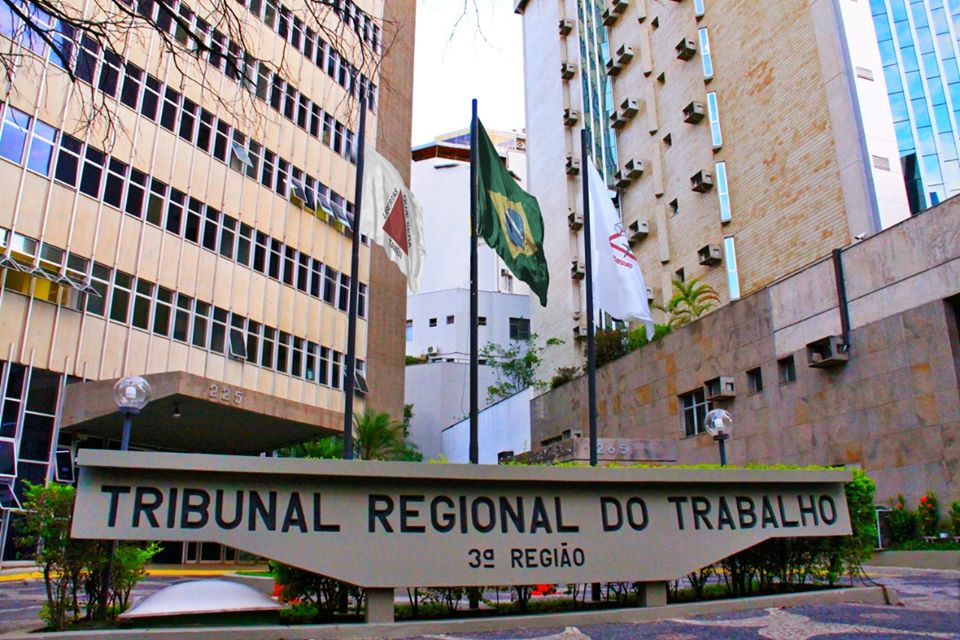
[60,372,341,455]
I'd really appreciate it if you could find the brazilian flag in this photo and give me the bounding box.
[476,121,550,306]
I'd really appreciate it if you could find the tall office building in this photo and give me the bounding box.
[0,0,414,561]
[867,0,960,212]
[514,0,916,376]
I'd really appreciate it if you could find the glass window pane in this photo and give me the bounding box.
[0,107,30,164]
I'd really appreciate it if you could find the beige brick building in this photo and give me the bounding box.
[515,0,912,376]
[530,202,959,506]
[0,0,413,561]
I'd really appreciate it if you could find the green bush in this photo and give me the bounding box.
[918,491,940,537]
[550,366,580,388]
[626,323,672,351]
[950,501,960,537]
[17,482,158,629]
[887,495,918,543]
[270,561,362,620]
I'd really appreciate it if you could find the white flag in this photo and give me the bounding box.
[586,159,655,339]
[360,146,426,292]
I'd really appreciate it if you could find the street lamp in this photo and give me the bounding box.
[112,376,151,451]
[704,408,733,466]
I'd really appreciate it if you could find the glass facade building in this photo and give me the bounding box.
[871,0,960,212]
[577,0,618,181]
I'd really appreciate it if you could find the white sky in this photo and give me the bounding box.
[411,0,526,146]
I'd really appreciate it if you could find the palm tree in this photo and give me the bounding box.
[654,277,721,328]
[352,409,421,461]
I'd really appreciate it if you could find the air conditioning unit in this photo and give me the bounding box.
[562,429,584,439]
[806,335,849,368]
[605,56,623,76]
[565,156,581,175]
[683,100,706,123]
[573,325,587,340]
[614,169,632,189]
[609,109,628,129]
[563,108,580,126]
[691,169,714,192]
[610,0,629,15]
[628,219,649,242]
[559,18,574,35]
[516,138,526,150]
[426,346,439,355]
[624,157,644,178]
[620,97,639,118]
[561,62,576,79]
[568,208,584,230]
[645,286,658,302]
[616,44,635,64]
[698,244,723,266]
[676,37,697,60]
[601,7,618,26]
[570,259,586,279]
[572,310,582,322]
[704,375,736,401]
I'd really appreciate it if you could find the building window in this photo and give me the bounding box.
[694,0,705,18]
[109,271,133,323]
[405,319,412,342]
[509,317,530,340]
[723,236,740,300]
[428,317,437,327]
[680,388,712,437]
[778,356,796,384]
[706,91,722,149]
[669,198,679,215]
[446,315,455,325]
[716,161,731,222]
[478,316,487,326]
[675,268,685,283]
[501,271,513,292]
[0,106,31,164]
[747,367,763,394]
[698,28,713,81]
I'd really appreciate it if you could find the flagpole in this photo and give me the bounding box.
[580,129,599,468]
[469,99,479,465]
[342,92,368,461]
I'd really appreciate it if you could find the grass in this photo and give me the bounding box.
[233,570,274,577]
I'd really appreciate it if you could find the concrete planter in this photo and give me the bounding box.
[869,550,960,570]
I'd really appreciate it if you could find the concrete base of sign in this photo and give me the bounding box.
[3,585,893,640]
[637,581,667,607]
[365,588,395,624]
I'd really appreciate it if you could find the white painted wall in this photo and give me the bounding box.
[441,388,532,464]
[410,146,532,295]
[405,361,500,461]
[839,0,911,230]
[405,289,531,358]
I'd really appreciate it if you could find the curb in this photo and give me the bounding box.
[0,585,892,640]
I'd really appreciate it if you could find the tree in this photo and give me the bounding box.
[353,408,421,461]
[480,333,562,403]
[0,0,389,138]
[654,277,720,328]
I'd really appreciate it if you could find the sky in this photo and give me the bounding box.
[411,0,526,146]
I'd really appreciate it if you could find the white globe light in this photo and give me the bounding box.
[704,408,733,437]
[113,376,152,411]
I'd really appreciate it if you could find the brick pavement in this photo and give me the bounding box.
[0,566,956,638]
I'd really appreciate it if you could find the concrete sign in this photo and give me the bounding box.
[72,451,852,588]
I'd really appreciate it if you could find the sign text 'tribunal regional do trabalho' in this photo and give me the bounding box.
[72,451,852,588]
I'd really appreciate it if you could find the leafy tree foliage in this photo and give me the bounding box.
[480,333,562,403]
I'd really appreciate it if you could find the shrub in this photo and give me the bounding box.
[918,491,940,537]
[626,323,672,351]
[270,562,362,619]
[887,495,918,543]
[550,366,580,388]
[593,329,627,367]
[950,501,960,537]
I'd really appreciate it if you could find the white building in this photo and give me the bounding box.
[404,130,534,460]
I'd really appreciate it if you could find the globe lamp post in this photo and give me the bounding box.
[113,376,152,451]
[704,408,733,467]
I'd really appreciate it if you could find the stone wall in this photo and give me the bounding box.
[531,202,960,504]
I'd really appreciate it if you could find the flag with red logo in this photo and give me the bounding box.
[586,159,654,338]
[360,146,425,292]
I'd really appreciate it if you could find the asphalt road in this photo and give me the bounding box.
[0,566,956,638]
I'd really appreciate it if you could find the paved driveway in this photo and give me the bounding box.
[0,566,956,638]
